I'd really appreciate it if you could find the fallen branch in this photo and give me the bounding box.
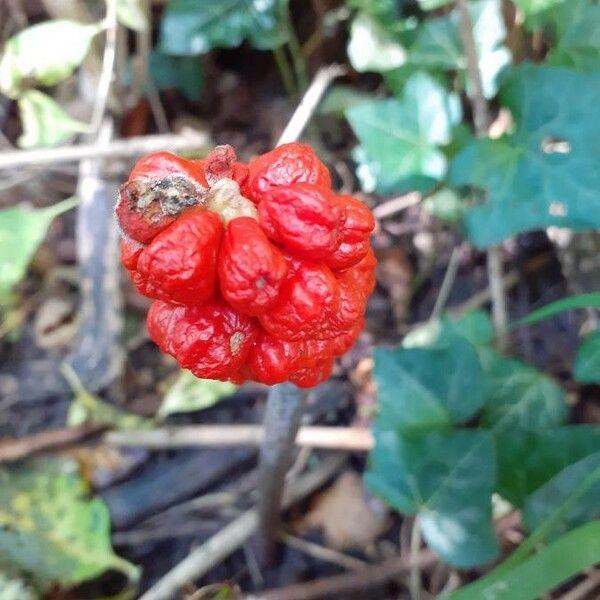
[244,549,437,600]
[104,425,374,452]
[139,453,347,600]
[0,425,102,462]
[0,128,210,169]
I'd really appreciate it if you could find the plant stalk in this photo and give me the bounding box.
[456,0,508,346]
[255,382,308,566]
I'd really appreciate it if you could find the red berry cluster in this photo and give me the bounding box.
[116,143,376,387]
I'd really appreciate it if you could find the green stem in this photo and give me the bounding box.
[273,46,297,99]
[284,3,309,92]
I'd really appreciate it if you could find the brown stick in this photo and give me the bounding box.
[104,425,374,452]
[0,425,102,462]
[244,550,437,600]
[0,129,210,169]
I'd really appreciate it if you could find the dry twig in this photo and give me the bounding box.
[105,425,374,452]
[139,454,347,600]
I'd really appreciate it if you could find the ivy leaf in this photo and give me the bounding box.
[366,429,499,567]
[450,65,600,247]
[408,0,511,98]
[0,458,138,593]
[18,90,89,148]
[496,426,600,506]
[159,0,288,56]
[347,12,407,73]
[149,51,204,102]
[480,353,567,433]
[523,451,600,539]
[347,71,461,194]
[158,370,236,418]
[373,334,485,432]
[116,0,148,31]
[574,329,600,383]
[0,198,78,306]
[0,20,102,97]
[543,0,600,71]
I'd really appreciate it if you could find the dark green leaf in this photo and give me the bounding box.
[347,11,407,73]
[347,71,461,194]
[574,329,600,382]
[543,0,600,71]
[0,198,78,305]
[445,520,600,600]
[159,0,288,56]
[450,65,600,247]
[18,90,89,148]
[0,458,138,592]
[480,353,567,433]
[523,452,600,538]
[373,333,485,432]
[495,426,600,506]
[149,51,204,101]
[0,20,101,97]
[366,429,499,567]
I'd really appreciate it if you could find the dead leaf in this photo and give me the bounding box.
[300,471,389,551]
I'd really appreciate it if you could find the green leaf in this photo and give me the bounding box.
[523,452,600,539]
[159,0,288,56]
[366,429,499,567]
[495,426,600,506]
[450,65,600,247]
[408,0,511,98]
[0,19,102,97]
[422,187,467,223]
[158,370,237,418]
[347,71,461,194]
[318,85,373,118]
[480,353,567,433]
[63,364,153,430]
[18,90,89,148]
[373,333,486,432]
[116,0,148,31]
[347,11,407,73]
[149,51,204,102]
[509,292,600,330]
[418,0,453,9]
[346,0,402,21]
[0,458,138,592]
[445,520,600,600]
[511,0,566,17]
[574,329,600,382]
[0,198,78,306]
[441,311,495,347]
[542,0,600,71]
